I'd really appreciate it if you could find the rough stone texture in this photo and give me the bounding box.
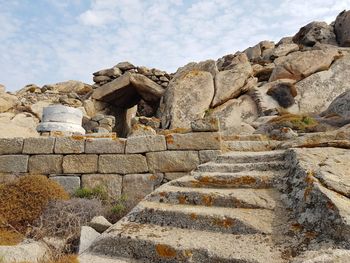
[190,117,220,132]
[271,43,299,58]
[0,112,39,138]
[320,90,350,118]
[281,148,350,240]
[0,155,28,173]
[0,92,18,113]
[211,62,253,107]
[63,155,98,174]
[166,132,221,150]
[173,60,218,78]
[292,21,337,46]
[55,137,85,154]
[335,10,350,47]
[125,135,166,153]
[295,55,350,113]
[0,138,23,154]
[79,226,101,254]
[199,150,222,163]
[208,95,258,133]
[89,216,112,233]
[146,151,199,173]
[291,249,350,263]
[85,138,126,154]
[0,241,49,263]
[50,176,80,194]
[28,155,63,174]
[123,173,163,209]
[99,154,148,174]
[161,70,215,129]
[269,49,341,82]
[23,137,55,154]
[81,174,122,200]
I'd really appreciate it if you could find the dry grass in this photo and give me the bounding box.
[0,175,69,233]
[268,114,318,131]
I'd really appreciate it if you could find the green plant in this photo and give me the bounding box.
[106,194,128,223]
[0,175,69,232]
[74,185,108,201]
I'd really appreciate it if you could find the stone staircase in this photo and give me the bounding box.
[80,147,290,262]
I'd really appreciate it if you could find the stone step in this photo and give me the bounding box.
[130,201,274,234]
[171,170,285,189]
[197,161,286,173]
[220,133,269,141]
[146,185,279,210]
[88,221,283,263]
[222,140,280,152]
[215,150,286,164]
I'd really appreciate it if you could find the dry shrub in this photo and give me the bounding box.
[31,198,104,253]
[0,229,24,245]
[0,175,69,232]
[268,114,318,131]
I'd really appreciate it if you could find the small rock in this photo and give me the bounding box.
[79,226,101,254]
[115,61,135,71]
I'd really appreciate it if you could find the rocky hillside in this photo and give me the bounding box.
[1,10,350,139]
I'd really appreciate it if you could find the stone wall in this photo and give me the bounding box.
[0,132,221,208]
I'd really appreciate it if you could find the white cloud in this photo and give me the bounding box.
[1,0,350,91]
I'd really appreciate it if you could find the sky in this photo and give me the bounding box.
[0,0,349,92]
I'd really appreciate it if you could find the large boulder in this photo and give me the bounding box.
[0,112,39,138]
[320,90,350,118]
[269,49,341,82]
[208,95,258,134]
[211,62,253,107]
[0,89,18,113]
[292,21,337,46]
[334,10,350,47]
[174,60,218,78]
[161,70,214,129]
[295,54,350,114]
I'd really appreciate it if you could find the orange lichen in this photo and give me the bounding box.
[165,134,174,144]
[178,195,187,204]
[326,201,335,210]
[290,223,303,232]
[156,244,177,258]
[190,213,198,220]
[71,135,85,141]
[213,218,234,228]
[201,195,213,206]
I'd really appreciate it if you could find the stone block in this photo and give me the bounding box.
[28,155,63,174]
[23,137,55,154]
[81,174,122,200]
[85,138,125,154]
[63,155,98,174]
[50,176,80,194]
[191,117,220,132]
[0,173,18,184]
[125,135,166,153]
[55,137,85,154]
[0,155,28,173]
[166,132,221,150]
[0,138,23,154]
[199,150,222,163]
[146,151,199,173]
[164,172,188,181]
[123,173,162,208]
[98,154,148,174]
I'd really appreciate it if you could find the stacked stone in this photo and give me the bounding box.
[84,114,116,133]
[92,61,172,88]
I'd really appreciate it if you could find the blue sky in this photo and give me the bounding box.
[1,0,349,91]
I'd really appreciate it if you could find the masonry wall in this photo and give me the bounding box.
[0,132,221,208]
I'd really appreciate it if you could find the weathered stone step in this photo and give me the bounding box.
[88,221,283,263]
[222,140,280,152]
[171,170,285,189]
[215,150,286,164]
[146,185,279,210]
[130,201,274,234]
[197,161,286,173]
